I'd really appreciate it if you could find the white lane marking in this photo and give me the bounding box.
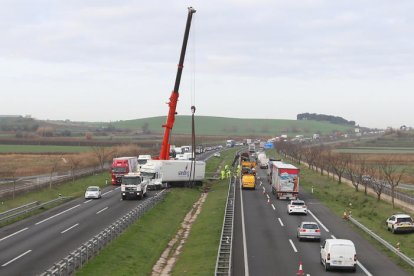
[61,223,79,234]
[84,199,92,204]
[266,194,270,199]
[102,190,113,196]
[0,227,29,242]
[331,235,336,239]
[2,250,32,267]
[114,187,120,190]
[308,210,329,232]
[35,205,80,225]
[96,207,108,214]
[278,218,284,227]
[271,204,275,210]
[357,260,373,276]
[289,239,298,253]
[240,177,250,276]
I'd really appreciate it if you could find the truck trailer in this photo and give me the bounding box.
[270,161,300,200]
[140,159,206,189]
[110,157,138,185]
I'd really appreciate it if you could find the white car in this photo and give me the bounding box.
[386,214,414,233]
[287,199,307,215]
[85,186,102,199]
[213,152,221,157]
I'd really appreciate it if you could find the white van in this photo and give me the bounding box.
[320,239,357,272]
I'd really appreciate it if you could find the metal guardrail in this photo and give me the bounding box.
[348,216,414,268]
[0,197,70,224]
[215,176,235,276]
[0,201,38,218]
[41,190,168,276]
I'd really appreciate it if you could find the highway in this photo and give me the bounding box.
[0,184,158,275]
[0,150,216,275]
[232,164,409,275]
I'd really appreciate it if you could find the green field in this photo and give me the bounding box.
[334,147,414,154]
[0,144,93,153]
[112,116,354,137]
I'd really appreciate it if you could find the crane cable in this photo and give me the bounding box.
[188,17,197,187]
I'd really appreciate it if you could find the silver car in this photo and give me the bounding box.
[297,221,321,241]
[85,186,102,199]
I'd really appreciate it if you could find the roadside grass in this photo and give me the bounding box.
[298,165,414,274]
[76,188,201,276]
[171,149,238,275]
[0,173,108,214]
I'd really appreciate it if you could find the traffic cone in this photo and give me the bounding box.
[296,260,304,275]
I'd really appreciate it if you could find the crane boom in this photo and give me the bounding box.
[159,7,196,160]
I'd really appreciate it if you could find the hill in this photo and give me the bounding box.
[111,116,356,137]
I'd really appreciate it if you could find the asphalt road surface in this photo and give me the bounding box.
[232,165,409,276]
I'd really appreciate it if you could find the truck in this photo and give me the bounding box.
[257,152,269,169]
[140,159,205,189]
[121,173,148,200]
[226,140,235,147]
[110,157,138,185]
[248,143,255,152]
[137,155,151,173]
[270,161,300,200]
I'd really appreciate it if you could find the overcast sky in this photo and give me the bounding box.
[1,1,413,129]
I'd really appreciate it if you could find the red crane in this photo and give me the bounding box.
[159,7,196,160]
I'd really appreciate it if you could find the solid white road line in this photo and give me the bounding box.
[84,199,93,204]
[35,204,80,225]
[331,235,336,239]
[0,227,28,242]
[307,210,329,232]
[289,239,298,253]
[61,223,79,234]
[357,260,373,276]
[271,204,275,210]
[102,190,113,196]
[240,178,250,276]
[2,250,32,267]
[96,207,108,214]
[278,218,284,227]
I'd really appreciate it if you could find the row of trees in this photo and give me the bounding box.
[297,113,356,126]
[276,142,406,208]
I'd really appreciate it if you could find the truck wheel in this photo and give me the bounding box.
[121,195,126,200]
[138,194,143,200]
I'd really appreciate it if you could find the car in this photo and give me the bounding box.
[320,239,357,272]
[386,214,414,233]
[213,152,221,157]
[287,199,307,215]
[297,221,321,241]
[85,186,102,199]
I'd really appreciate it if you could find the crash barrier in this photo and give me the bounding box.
[215,176,235,276]
[0,197,70,224]
[41,190,168,276]
[348,216,414,268]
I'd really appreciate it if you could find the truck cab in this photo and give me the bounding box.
[121,173,148,200]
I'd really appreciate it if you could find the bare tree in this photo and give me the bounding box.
[355,156,369,195]
[49,157,61,189]
[378,157,406,208]
[91,146,114,172]
[370,165,386,201]
[67,155,82,183]
[344,155,359,191]
[330,153,351,184]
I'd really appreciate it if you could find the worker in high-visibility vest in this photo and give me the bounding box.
[225,164,229,172]
[221,170,225,180]
[226,170,231,179]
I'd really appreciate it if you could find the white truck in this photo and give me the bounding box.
[257,152,269,169]
[270,161,300,200]
[121,173,148,200]
[140,159,206,190]
[137,154,151,173]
